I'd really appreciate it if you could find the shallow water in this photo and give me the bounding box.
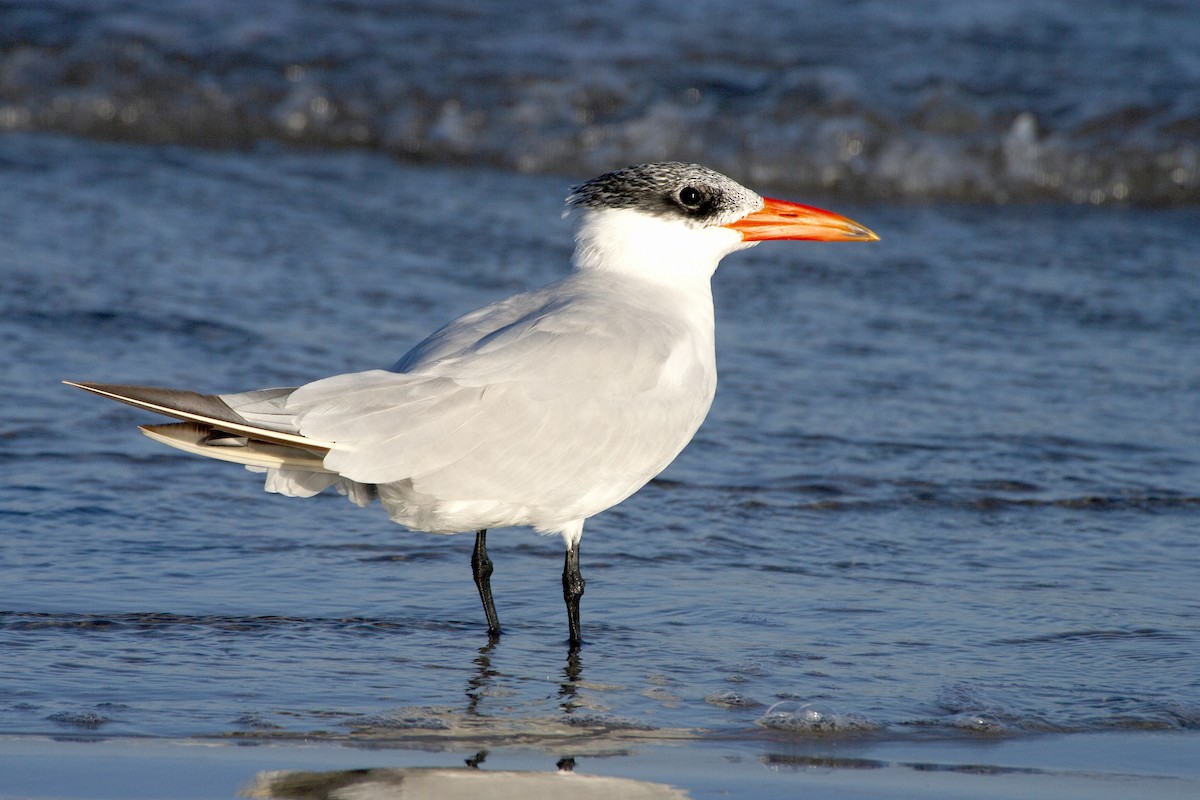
[2,134,1198,767]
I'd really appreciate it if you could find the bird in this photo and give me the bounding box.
[66,162,878,647]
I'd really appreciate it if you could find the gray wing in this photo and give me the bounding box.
[288,284,711,506]
[68,276,716,517]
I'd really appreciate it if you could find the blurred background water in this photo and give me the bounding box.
[1,0,1199,793]
[1,0,1198,205]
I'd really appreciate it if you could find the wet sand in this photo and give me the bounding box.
[2,731,1197,799]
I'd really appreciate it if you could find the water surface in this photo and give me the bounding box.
[2,136,1197,761]
[2,1,1198,204]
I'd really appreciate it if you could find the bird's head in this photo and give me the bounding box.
[566,162,878,285]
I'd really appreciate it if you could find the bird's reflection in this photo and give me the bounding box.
[464,638,500,716]
[244,640,690,798]
[558,646,584,714]
[465,636,586,717]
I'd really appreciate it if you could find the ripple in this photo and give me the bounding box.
[0,611,416,635]
[47,710,110,729]
[756,702,880,735]
[703,691,763,709]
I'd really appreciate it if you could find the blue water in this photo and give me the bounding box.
[1,0,1198,205]
[1,2,1200,794]
[2,133,1198,755]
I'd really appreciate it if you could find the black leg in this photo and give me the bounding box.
[562,540,585,647]
[472,529,501,638]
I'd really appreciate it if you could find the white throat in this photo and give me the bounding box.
[571,207,756,288]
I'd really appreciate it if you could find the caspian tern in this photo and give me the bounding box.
[66,162,877,647]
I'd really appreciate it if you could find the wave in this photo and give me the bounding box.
[2,1,1198,204]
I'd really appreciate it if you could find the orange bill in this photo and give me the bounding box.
[724,197,879,242]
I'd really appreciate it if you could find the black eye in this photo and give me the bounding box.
[678,186,703,209]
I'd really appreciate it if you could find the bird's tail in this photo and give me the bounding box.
[64,381,375,506]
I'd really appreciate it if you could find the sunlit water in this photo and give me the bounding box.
[2,134,1197,751]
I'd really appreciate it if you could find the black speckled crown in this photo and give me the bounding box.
[566,162,760,226]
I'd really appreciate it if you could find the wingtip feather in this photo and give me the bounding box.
[66,379,335,452]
